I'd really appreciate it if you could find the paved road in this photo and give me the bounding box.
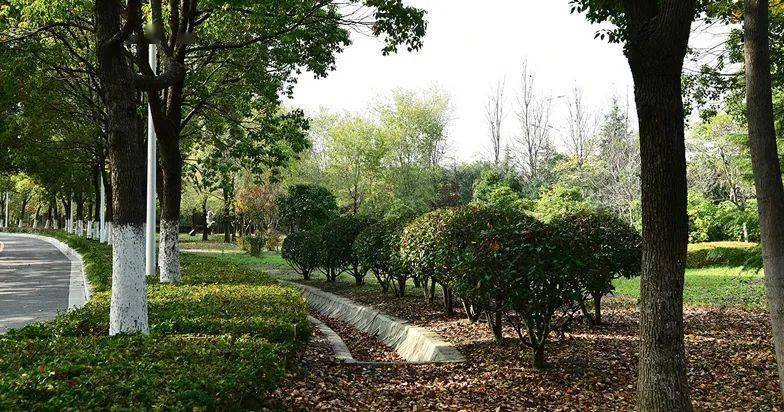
[0,234,72,334]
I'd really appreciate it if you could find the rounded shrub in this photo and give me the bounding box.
[401,208,453,301]
[549,210,641,325]
[277,184,337,233]
[238,235,265,257]
[353,219,407,294]
[281,230,321,280]
[319,215,374,284]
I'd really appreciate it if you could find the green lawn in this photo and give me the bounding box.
[614,266,766,308]
[0,229,310,410]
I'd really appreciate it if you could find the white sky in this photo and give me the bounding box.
[286,1,639,163]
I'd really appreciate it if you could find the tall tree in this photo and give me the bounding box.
[486,80,506,166]
[573,1,697,410]
[744,0,784,399]
[139,0,427,283]
[515,59,554,184]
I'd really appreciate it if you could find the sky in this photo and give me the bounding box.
[286,1,638,163]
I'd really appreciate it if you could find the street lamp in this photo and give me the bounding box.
[145,43,157,278]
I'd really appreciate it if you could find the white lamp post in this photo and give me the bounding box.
[145,43,157,278]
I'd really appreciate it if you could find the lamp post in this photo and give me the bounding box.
[145,43,157,278]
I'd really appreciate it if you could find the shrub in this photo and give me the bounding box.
[318,215,374,284]
[442,206,550,340]
[277,184,337,233]
[401,208,453,302]
[353,220,406,294]
[505,228,579,369]
[238,235,265,256]
[281,230,322,280]
[549,211,641,325]
[687,241,758,268]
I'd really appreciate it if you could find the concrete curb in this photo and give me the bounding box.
[308,315,355,363]
[283,280,465,363]
[0,232,91,309]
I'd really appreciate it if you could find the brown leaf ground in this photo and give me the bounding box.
[265,278,781,411]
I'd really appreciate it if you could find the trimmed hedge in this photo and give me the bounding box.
[687,241,758,268]
[0,229,310,410]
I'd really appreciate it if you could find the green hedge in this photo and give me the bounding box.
[686,242,758,269]
[0,229,310,410]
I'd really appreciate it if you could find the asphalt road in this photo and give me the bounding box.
[0,233,72,334]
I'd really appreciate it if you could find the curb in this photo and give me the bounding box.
[0,232,91,309]
[308,315,355,363]
[282,280,465,363]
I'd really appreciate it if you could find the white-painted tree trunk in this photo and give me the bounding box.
[109,224,149,335]
[76,220,84,237]
[17,219,22,228]
[158,219,181,283]
[105,222,113,245]
[32,219,37,229]
[3,192,8,228]
[44,219,50,229]
[86,221,93,239]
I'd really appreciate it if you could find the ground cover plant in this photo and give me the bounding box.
[0,230,310,410]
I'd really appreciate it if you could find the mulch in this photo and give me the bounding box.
[266,277,782,411]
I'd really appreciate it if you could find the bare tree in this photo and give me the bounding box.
[485,79,506,166]
[514,60,554,182]
[565,84,597,166]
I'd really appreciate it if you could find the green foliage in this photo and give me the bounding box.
[688,193,759,242]
[687,242,759,269]
[0,230,310,409]
[238,235,266,257]
[277,184,337,233]
[400,208,452,287]
[549,211,641,324]
[471,168,526,212]
[530,184,592,222]
[353,219,407,293]
[281,230,322,280]
[318,215,374,283]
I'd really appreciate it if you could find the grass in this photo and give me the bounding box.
[614,266,767,308]
[0,229,310,410]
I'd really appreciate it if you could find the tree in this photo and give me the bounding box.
[573,1,698,409]
[565,84,596,166]
[278,184,337,233]
[139,0,426,284]
[514,59,554,184]
[485,80,506,166]
[94,0,151,334]
[744,0,784,399]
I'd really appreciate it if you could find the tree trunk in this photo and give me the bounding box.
[201,197,209,241]
[443,286,454,315]
[593,293,603,326]
[76,192,84,236]
[533,344,546,370]
[158,132,182,284]
[744,0,784,399]
[487,310,503,341]
[627,32,693,412]
[223,188,232,244]
[95,0,148,335]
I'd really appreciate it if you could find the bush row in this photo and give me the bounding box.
[282,206,641,368]
[0,229,310,409]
